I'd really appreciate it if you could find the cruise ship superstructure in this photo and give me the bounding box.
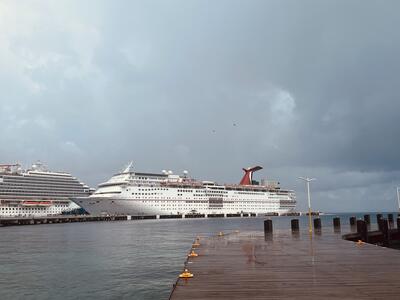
[73,163,296,216]
[0,162,91,217]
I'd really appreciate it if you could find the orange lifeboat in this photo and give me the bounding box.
[22,201,52,207]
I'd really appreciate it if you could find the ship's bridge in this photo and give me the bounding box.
[202,181,215,186]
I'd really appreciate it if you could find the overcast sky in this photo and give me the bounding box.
[1,0,399,212]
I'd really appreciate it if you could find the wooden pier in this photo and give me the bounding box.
[170,228,400,299]
[0,215,130,226]
[0,212,257,227]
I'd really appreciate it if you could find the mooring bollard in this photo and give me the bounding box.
[356,219,368,242]
[377,213,383,225]
[381,219,390,246]
[378,218,384,232]
[363,214,370,224]
[313,218,321,232]
[388,214,394,225]
[333,217,341,231]
[264,219,273,234]
[291,219,299,233]
[350,216,356,226]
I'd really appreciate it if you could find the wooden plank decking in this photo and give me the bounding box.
[170,229,400,299]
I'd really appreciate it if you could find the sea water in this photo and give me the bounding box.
[0,213,395,300]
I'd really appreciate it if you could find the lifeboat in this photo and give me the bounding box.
[22,201,53,207]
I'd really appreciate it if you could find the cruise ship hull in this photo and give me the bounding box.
[0,162,91,218]
[73,196,294,216]
[75,163,296,217]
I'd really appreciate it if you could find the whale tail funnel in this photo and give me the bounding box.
[239,166,263,185]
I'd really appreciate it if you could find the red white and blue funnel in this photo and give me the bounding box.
[239,166,263,185]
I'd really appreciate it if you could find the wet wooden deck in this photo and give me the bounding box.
[170,229,400,299]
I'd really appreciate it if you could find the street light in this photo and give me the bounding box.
[397,187,400,212]
[298,177,316,234]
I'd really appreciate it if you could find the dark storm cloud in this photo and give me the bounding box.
[1,0,400,211]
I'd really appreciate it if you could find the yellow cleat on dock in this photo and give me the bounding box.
[193,238,200,247]
[356,240,365,246]
[188,250,198,257]
[179,269,194,278]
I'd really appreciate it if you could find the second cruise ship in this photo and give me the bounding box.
[73,163,296,216]
[0,162,91,217]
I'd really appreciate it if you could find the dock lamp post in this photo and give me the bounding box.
[298,177,316,234]
[397,187,400,212]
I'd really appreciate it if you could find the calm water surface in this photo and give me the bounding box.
[0,213,395,300]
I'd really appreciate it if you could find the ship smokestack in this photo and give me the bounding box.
[239,166,263,185]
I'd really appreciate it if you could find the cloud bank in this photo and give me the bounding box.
[1,0,400,212]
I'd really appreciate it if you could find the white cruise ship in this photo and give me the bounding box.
[73,163,296,216]
[0,162,91,217]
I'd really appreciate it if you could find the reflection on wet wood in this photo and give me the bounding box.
[170,229,400,299]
